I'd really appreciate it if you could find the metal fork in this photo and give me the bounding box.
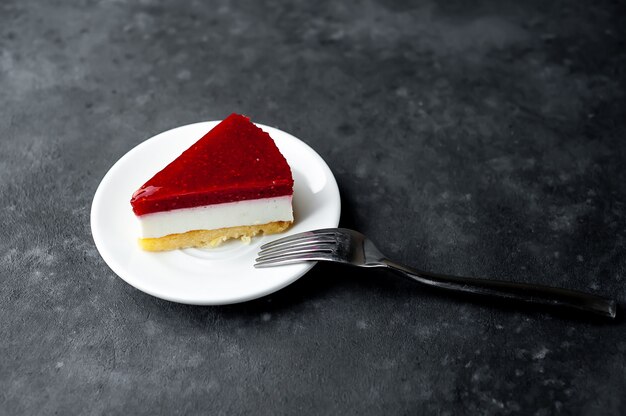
[255,228,617,318]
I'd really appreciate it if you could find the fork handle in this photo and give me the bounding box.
[382,260,617,318]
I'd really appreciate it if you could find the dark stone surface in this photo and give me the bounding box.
[1,0,625,414]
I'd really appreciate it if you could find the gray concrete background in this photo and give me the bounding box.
[1,0,625,414]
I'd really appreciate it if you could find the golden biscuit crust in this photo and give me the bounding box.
[138,221,292,251]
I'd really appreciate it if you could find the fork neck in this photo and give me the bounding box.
[380,259,436,286]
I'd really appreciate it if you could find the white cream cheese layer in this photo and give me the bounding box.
[138,196,293,238]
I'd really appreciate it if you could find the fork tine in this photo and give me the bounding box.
[259,235,337,253]
[260,228,340,250]
[256,244,335,262]
[258,242,335,259]
[254,252,334,268]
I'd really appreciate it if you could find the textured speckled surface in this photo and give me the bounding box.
[1,0,625,414]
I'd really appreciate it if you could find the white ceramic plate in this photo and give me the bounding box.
[91,121,341,305]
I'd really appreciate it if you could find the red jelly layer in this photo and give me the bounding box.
[130,113,294,216]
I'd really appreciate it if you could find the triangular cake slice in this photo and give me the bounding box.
[130,113,294,251]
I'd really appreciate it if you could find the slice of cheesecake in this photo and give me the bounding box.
[130,114,294,251]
